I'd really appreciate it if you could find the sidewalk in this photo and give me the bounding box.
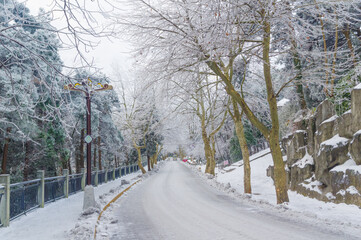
[0,172,141,240]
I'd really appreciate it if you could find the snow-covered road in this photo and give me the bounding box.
[108,161,358,240]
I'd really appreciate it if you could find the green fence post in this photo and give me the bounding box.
[37,170,45,208]
[105,169,108,183]
[63,169,69,198]
[94,167,98,187]
[81,168,86,190]
[0,174,10,227]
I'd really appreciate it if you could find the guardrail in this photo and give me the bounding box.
[10,179,41,221]
[248,141,269,156]
[0,161,148,227]
[69,173,83,195]
[44,176,66,204]
[0,185,4,227]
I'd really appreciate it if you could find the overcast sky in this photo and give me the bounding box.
[26,0,134,81]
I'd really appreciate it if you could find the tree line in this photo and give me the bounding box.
[0,0,164,182]
[116,0,361,204]
[2,0,361,205]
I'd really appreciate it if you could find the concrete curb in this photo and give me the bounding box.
[93,179,141,239]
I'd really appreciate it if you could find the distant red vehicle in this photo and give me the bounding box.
[182,159,188,162]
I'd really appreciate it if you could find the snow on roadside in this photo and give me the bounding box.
[0,171,142,240]
[67,176,142,240]
[69,161,166,240]
[186,149,361,237]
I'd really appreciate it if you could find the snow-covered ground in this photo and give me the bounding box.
[192,149,361,235]
[92,160,358,239]
[0,171,143,240]
[2,154,361,239]
[74,163,165,240]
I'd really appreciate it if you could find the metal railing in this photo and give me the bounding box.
[107,171,113,181]
[98,171,106,185]
[248,141,269,156]
[44,176,66,203]
[0,161,152,227]
[115,168,120,178]
[69,174,82,195]
[9,179,41,220]
[90,172,96,186]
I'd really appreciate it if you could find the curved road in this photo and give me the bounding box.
[110,161,357,240]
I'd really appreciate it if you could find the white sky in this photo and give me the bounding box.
[25,0,134,81]
[24,0,188,153]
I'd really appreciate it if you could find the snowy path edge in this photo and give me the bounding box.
[71,161,166,240]
[94,179,142,239]
[183,159,361,238]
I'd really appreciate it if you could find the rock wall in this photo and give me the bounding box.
[268,85,361,207]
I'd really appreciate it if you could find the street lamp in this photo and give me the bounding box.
[64,78,113,209]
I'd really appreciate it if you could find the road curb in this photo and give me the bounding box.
[94,179,141,239]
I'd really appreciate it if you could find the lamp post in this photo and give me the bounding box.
[64,78,113,209]
[65,78,113,185]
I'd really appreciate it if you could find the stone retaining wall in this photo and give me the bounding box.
[268,85,361,207]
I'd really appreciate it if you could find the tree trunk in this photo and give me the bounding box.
[1,127,11,174]
[263,19,289,203]
[205,19,288,203]
[269,135,289,204]
[136,147,146,174]
[76,128,85,173]
[125,151,129,166]
[235,119,252,194]
[24,141,31,181]
[154,143,160,165]
[80,128,85,169]
[150,155,154,169]
[67,156,72,175]
[147,155,151,171]
[209,135,216,175]
[231,100,252,194]
[155,144,162,165]
[98,136,102,170]
[202,129,213,174]
[93,137,97,168]
[207,58,289,202]
[61,155,67,172]
[178,146,185,160]
[208,158,215,175]
[153,155,156,166]
[205,159,211,174]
